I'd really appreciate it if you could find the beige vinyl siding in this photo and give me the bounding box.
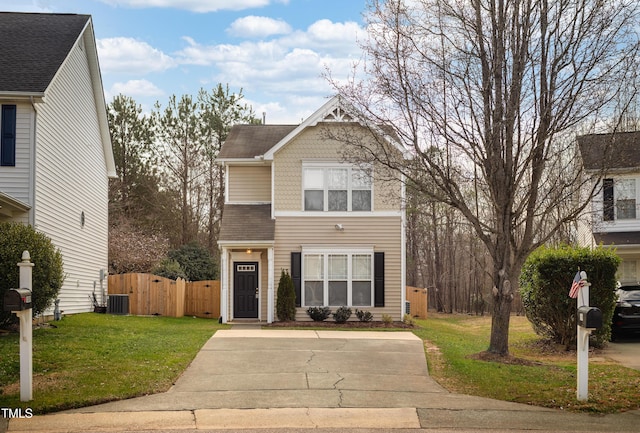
[274,215,403,320]
[0,102,34,208]
[273,124,402,212]
[228,165,271,203]
[33,39,110,314]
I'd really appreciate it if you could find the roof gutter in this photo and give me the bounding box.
[0,91,44,102]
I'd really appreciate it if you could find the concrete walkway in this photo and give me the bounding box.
[6,329,640,432]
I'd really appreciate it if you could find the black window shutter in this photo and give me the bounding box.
[1,105,16,166]
[374,252,385,307]
[291,252,302,307]
[603,178,614,221]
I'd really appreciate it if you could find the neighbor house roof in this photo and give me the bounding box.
[218,125,297,160]
[218,204,275,242]
[593,231,640,246]
[577,131,640,171]
[0,12,90,93]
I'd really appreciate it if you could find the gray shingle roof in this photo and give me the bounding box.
[0,12,90,93]
[593,231,640,246]
[219,204,275,242]
[218,125,297,159]
[577,131,640,171]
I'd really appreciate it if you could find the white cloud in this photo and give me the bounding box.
[97,37,176,74]
[176,18,364,95]
[0,1,53,12]
[108,79,165,98]
[227,16,292,38]
[99,0,281,13]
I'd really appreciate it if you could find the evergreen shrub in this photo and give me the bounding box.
[276,269,296,321]
[151,258,187,280]
[0,222,64,327]
[167,242,217,281]
[307,306,331,321]
[520,245,619,348]
[355,309,373,322]
[333,306,352,323]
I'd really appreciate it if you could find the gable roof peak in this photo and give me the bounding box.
[0,12,91,93]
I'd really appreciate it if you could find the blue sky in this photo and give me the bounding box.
[2,0,369,123]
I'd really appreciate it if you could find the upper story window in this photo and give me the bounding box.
[303,164,372,212]
[1,105,17,167]
[603,178,638,221]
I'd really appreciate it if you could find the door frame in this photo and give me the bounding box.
[230,251,262,321]
[233,261,259,319]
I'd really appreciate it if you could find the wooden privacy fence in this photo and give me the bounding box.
[184,280,220,319]
[406,286,428,319]
[108,273,220,319]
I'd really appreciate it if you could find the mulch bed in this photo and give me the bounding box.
[265,320,415,329]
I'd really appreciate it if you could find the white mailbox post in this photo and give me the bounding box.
[575,271,603,402]
[12,251,34,402]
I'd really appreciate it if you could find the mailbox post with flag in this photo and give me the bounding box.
[571,270,603,401]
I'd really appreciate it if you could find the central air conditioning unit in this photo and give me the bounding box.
[107,294,129,315]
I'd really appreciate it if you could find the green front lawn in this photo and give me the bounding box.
[0,313,227,413]
[414,314,640,413]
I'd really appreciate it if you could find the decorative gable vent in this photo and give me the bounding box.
[323,107,354,122]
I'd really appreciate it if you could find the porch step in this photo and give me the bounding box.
[229,321,263,329]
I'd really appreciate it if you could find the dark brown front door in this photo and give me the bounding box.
[234,262,258,318]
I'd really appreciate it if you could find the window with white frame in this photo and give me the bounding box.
[603,178,639,221]
[303,164,372,212]
[620,260,637,282]
[302,250,373,307]
[616,179,636,220]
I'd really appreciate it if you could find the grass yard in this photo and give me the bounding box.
[0,313,227,413]
[414,314,640,413]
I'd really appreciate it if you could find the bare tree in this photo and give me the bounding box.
[333,0,639,355]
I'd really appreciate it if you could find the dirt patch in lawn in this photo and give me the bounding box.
[468,351,543,366]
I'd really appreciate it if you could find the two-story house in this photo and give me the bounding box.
[0,13,116,314]
[578,131,640,284]
[217,96,407,323]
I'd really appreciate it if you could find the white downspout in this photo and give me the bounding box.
[267,247,274,323]
[221,247,228,323]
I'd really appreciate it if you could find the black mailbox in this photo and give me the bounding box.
[3,288,32,311]
[577,306,602,329]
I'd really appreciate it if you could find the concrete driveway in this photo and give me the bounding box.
[606,336,640,370]
[70,329,450,411]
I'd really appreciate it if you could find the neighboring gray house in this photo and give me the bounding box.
[578,132,640,284]
[0,12,116,314]
[217,96,408,323]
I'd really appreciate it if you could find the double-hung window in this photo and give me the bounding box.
[603,178,638,221]
[303,164,372,212]
[302,249,373,307]
[616,179,636,220]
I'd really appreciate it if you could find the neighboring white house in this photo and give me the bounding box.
[217,95,408,323]
[0,12,116,314]
[577,132,640,284]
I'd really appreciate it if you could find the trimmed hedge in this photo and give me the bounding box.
[0,222,64,327]
[520,245,619,348]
